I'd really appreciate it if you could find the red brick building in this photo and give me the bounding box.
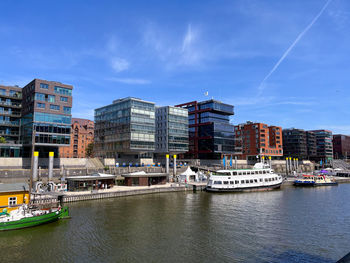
[234,122,283,160]
[59,118,94,158]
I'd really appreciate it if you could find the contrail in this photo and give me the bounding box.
[258,0,333,93]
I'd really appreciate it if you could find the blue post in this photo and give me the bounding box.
[230,155,232,167]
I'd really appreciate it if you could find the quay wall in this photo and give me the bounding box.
[32,186,187,204]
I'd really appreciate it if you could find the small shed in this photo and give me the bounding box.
[0,183,29,212]
[66,173,116,191]
[122,171,168,186]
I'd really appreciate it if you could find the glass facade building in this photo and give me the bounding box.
[309,130,333,162]
[21,79,73,157]
[176,99,235,159]
[94,97,155,159]
[155,106,188,154]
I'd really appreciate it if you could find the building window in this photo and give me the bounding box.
[50,104,60,111]
[54,86,72,96]
[8,197,17,206]
[63,106,71,114]
[35,93,46,101]
[37,102,45,109]
[48,95,55,103]
[40,83,49,89]
[60,96,68,102]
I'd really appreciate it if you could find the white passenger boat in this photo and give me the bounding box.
[206,163,283,192]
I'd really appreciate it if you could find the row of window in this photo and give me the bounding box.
[213,177,279,185]
[36,102,71,113]
[218,170,272,176]
[35,93,69,103]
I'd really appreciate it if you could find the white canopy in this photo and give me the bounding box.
[179,167,197,182]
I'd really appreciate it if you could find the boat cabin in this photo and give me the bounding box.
[215,169,274,176]
[0,183,29,213]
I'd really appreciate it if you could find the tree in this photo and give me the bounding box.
[0,136,6,144]
[86,143,94,158]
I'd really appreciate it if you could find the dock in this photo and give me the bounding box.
[31,184,187,204]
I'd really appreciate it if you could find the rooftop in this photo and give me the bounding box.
[0,183,28,193]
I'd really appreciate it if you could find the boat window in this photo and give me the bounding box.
[223,181,229,185]
[259,179,263,182]
[233,172,237,175]
[230,181,234,184]
[218,172,231,175]
[209,180,213,184]
[214,181,222,184]
[259,171,263,174]
[263,170,267,174]
[235,180,239,184]
[264,179,268,182]
[247,171,251,175]
[250,179,253,183]
[238,172,243,175]
[241,180,245,184]
[245,180,249,183]
[228,177,231,180]
[254,179,258,183]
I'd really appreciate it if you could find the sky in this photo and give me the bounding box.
[0,0,349,134]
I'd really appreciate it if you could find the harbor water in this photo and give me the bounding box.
[1,184,350,263]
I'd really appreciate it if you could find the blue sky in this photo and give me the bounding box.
[0,0,349,134]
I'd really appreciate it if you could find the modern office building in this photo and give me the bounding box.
[234,122,283,160]
[94,97,155,163]
[283,128,308,159]
[59,118,94,158]
[176,99,235,159]
[155,106,188,154]
[0,85,22,157]
[308,129,333,162]
[333,134,350,159]
[21,79,73,157]
[306,131,317,159]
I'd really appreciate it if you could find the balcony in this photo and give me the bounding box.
[0,120,20,127]
[0,131,19,137]
[0,111,21,117]
[0,101,22,108]
[0,93,22,100]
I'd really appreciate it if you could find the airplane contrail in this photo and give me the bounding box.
[257,0,333,93]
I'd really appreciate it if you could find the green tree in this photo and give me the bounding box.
[86,142,94,158]
[0,136,6,144]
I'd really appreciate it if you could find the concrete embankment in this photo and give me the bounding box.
[33,185,187,204]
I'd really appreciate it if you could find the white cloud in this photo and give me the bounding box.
[107,77,151,85]
[142,22,203,69]
[110,57,129,72]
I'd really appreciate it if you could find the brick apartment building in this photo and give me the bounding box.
[234,122,283,160]
[59,118,94,158]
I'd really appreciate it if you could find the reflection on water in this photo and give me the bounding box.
[1,185,349,263]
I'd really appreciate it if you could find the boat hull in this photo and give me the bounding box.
[205,182,282,193]
[0,207,69,231]
[293,182,338,187]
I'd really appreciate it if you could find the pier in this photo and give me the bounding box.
[31,184,187,204]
